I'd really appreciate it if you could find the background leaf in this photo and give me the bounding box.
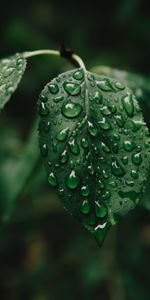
[38,68,150,245]
[0,53,26,111]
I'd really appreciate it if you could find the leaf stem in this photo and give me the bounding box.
[22,49,86,70]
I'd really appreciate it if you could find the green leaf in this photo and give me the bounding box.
[0,53,26,110]
[38,68,150,245]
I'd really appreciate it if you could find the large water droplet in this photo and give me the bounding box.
[48,172,58,187]
[88,121,98,136]
[80,200,90,214]
[73,69,84,80]
[63,81,81,95]
[48,83,59,94]
[98,117,111,130]
[81,185,90,197]
[111,160,125,176]
[66,170,80,189]
[97,79,113,91]
[95,202,108,218]
[132,120,145,132]
[123,140,135,151]
[115,81,125,90]
[132,152,142,165]
[56,128,69,141]
[122,93,134,117]
[53,96,64,103]
[68,138,80,154]
[61,102,82,118]
[59,150,68,164]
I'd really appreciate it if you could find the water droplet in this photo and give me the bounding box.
[115,81,125,90]
[3,67,14,77]
[56,127,69,141]
[98,180,105,189]
[98,117,111,130]
[125,180,134,186]
[111,160,125,176]
[68,138,80,155]
[48,172,58,187]
[52,141,58,153]
[132,120,144,132]
[66,170,80,189]
[53,96,64,103]
[61,102,82,118]
[97,79,113,91]
[112,143,119,153]
[39,94,48,103]
[38,102,49,116]
[88,121,98,136]
[40,144,48,157]
[59,150,68,164]
[113,133,120,141]
[114,114,125,127]
[132,152,142,165]
[101,142,110,153]
[102,190,111,199]
[93,91,102,104]
[131,170,138,178]
[109,181,117,187]
[81,138,89,148]
[63,81,81,95]
[109,105,117,113]
[73,69,84,80]
[80,200,90,214]
[100,106,111,116]
[102,169,109,179]
[58,187,64,195]
[87,164,95,175]
[69,159,75,169]
[121,156,128,165]
[48,83,59,94]
[81,185,90,197]
[95,202,108,218]
[122,93,134,117]
[44,121,51,132]
[123,140,135,151]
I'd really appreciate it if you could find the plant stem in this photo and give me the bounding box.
[22,49,86,70]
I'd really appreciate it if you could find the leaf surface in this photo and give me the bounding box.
[38,68,150,244]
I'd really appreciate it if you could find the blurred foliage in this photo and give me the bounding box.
[0,0,150,299]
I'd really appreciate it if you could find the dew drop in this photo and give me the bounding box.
[38,102,49,116]
[122,93,134,117]
[131,170,138,178]
[121,156,128,165]
[100,106,111,116]
[102,169,109,179]
[80,200,90,214]
[53,96,64,103]
[97,79,113,91]
[132,120,144,132]
[81,185,90,197]
[95,202,108,218]
[69,159,75,169]
[68,138,80,155]
[61,102,82,118]
[48,83,59,94]
[39,94,48,103]
[40,144,48,157]
[81,138,89,148]
[73,69,84,80]
[123,140,135,151]
[98,180,105,189]
[66,170,80,189]
[132,152,142,165]
[93,91,102,104]
[56,127,69,141]
[102,190,111,199]
[115,81,125,90]
[48,172,58,187]
[111,160,125,177]
[59,150,68,164]
[98,117,111,130]
[114,114,125,127]
[63,81,81,95]
[88,121,98,136]
[58,187,64,196]
[87,164,95,175]
[101,142,110,153]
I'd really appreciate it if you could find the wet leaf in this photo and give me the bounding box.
[38,68,150,245]
[0,53,26,110]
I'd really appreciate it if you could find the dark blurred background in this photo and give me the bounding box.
[0,0,150,299]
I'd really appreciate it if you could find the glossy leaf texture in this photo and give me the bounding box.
[0,53,26,110]
[38,68,150,245]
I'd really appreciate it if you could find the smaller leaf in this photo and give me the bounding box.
[0,53,27,110]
